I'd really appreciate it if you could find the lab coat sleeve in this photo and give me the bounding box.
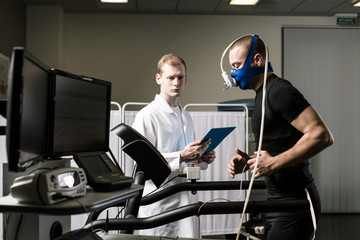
[162,152,182,170]
[132,109,182,171]
[132,111,157,146]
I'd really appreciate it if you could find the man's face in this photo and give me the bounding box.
[229,43,265,90]
[156,63,187,100]
[229,44,248,70]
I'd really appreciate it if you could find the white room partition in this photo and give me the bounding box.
[109,102,122,165]
[121,102,149,177]
[120,102,249,236]
[185,104,248,236]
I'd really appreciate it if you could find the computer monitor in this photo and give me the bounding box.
[6,47,51,171]
[49,69,111,156]
[6,47,112,172]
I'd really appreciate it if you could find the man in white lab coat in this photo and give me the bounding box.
[132,54,216,238]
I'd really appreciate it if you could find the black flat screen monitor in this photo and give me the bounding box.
[6,47,112,172]
[49,69,111,156]
[6,47,51,171]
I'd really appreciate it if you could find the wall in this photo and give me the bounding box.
[26,6,64,69]
[26,7,336,106]
[0,0,26,58]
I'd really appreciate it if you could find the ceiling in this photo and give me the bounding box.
[22,0,360,16]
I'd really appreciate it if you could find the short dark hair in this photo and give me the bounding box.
[230,35,266,61]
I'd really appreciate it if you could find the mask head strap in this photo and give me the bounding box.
[244,35,258,67]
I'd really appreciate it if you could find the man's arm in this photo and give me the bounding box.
[247,106,334,178]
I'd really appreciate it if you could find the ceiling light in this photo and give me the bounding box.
[352,0,360,7]
[229,0,259,5]
[100,0,128,3]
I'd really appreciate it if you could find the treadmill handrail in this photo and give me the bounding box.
[83,199,309,231]
[141,180,267,205]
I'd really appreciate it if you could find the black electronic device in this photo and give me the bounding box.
[49,69,111,157]
[111,123,171,188]
[10,167,87,205]
[73,151,134,192]
[6,47,51,171]
[6,47,112,172]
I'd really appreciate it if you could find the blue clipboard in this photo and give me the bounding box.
[201,126,236,155]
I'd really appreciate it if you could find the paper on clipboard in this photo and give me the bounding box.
[201,126,236,155]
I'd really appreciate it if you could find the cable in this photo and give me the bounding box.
[219,34,269,239]
[143,173,183,197]
[305,188,317,240]
[4,212,23,240]
[4,213,9,240]
[131,163,138,178]
[197,198,232,216]
[236,164,248,201]
[240,228,262,240]
[195,164,247,209]
[197,158,248,213]
[198,165,258,236]
[235,43,269,240]
[28,167,52,174]
[14,213,23,240]
[54,194,93,233]
[108,148,123,173]
[17,155,46,171]
[197,163,247,215]
[114,206,126,219]
[195,164,263,238]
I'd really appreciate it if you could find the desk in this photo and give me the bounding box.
[0,184,142,215]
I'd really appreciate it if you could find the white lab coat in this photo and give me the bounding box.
[132,94,201,238]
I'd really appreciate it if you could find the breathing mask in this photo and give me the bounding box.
[220,34,273,90]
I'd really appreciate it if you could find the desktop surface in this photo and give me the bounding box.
[0,184,142,215]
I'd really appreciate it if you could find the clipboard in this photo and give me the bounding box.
[201,126,236,155]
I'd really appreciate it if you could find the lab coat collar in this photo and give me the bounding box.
[154,94,184,114]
